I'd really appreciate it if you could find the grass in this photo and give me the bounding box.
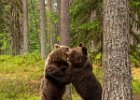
[0,54,44,100]
[0,54,140,100]
[132,67,140,94]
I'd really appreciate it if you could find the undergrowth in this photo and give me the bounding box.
[0,54,140,100]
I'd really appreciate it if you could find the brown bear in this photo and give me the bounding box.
[67,43,102,100]
[40,44,71,100]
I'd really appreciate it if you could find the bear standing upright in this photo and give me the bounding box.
[67,43,102,100]
[40,44,71,100]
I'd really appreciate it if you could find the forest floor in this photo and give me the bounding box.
[133,94,140,100]
[0,54,140,100]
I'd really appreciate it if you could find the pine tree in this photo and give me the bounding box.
[102,0,132,99]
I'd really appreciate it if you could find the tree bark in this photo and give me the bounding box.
[40,0,46,59]
[10,1,22,55]
[102,0,132,100]
[60,0,71,100]
[47,0,53,51]
[57,0,61,41]
[60,0,70,46]
[23,0,29,54]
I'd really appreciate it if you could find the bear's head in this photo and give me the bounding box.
[50,44,69,61]
[66,42,88,69]
[47,44,71,71]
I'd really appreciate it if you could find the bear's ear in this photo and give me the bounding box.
[79,42,85,47]
[79,42,87,55]
[54,44,60,49]
[82,47,87,55]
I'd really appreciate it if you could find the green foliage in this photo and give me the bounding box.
[89,52,102,65]
[0,0,140,67]
[130,0,140,10]
[0,54,44,100]
[0,55,140,99]
[0,1,11,54]
[130,46,140,67]
[133,79,140,94]
[71,0,102,46]
[28,0,40,52]
[70,0,140,66]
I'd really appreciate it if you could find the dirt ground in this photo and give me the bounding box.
[133,94,140,100]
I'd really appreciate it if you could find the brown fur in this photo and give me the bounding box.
[40,78,65,100]
[67,43,102,100]
[40,45,71,100]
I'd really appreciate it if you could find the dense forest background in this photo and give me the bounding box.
[0,0,140,65]
[0,0,140,100]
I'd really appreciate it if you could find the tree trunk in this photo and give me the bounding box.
[102,0,132,100]
[60,0,71,100]
[57,0,61,42]
[47,0,53,51]
[90,10,97,52]
[40,0,46,59]
[23,0,29,54]
[60,0,70,46]
[10,1,22,55]
[19,13,23,54]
